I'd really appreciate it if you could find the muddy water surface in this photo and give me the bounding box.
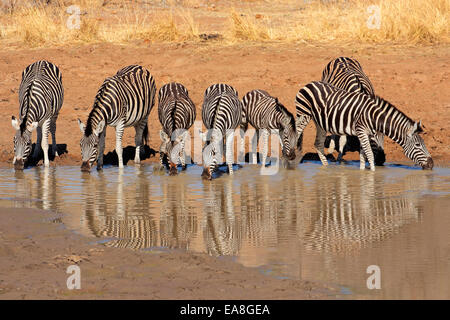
[0,162,448,299]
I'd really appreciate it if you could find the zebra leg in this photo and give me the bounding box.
[251,130,259,164]
[41,119,51,167]
[50,116,58,157]
[239,123,247,163]
[115,122,125,168]
[32,126,42,160]
[180,140,187,170]
[226,132,235,175]
[260,129,269,167]
[314,127,328,166]
[356,130,375,171]
[134,121,146,164]
[97,127,106,170]
[337,135,347,162]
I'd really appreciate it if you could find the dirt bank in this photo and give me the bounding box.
[0,207,337,299]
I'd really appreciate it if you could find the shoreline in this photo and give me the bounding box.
[0,206,339,299]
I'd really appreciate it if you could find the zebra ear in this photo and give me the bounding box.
[408,121,421,137]
[160,130,169,142]
[11,116,21,131]
[176,130,189,143]
[198,130,206,142]
[94,120,105,136]
[27,122,38,133]
[417,120,424,133]
[77,119,85,134]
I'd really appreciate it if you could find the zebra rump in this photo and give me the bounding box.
[158,82,196,175]
[200,83,242,179]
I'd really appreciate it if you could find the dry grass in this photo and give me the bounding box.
[0,2,200,46]
[228,0,450,44]
[0,0,448,47]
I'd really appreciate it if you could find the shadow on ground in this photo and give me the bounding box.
[103,145,157,166]
[24,143,68,167]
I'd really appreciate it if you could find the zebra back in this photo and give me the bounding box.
[242,89,295,130]
[202,84,242,135]
[84,65,156,136]
[321,57,375,97]
[158,82,196,137]
[18,60,63,132]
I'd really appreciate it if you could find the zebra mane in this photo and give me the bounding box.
[276,101,296,129]
[373,95,417,132]
[85,80,109,136]
[20,82,34,133]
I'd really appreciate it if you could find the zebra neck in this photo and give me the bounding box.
[85,107,107,136]
[375,98,413,147]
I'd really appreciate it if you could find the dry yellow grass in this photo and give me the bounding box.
[0,0,448,47]
[0,2,200,46]
[228,0,450,44]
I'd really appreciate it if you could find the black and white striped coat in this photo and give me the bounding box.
[158,82,196,174]
[295,81,433,171]
[241,89,297,166]
[78,65,156,171]
[200,84,242,179]
[11,60,64,169]
[320,57,385,165]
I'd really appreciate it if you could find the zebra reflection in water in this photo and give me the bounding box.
[301,170,428,254]
[159,177,198,250]
[83,168,158,250]
[202,178,243,256]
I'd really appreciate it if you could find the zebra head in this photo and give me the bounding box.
[159,129,189,175]
[78,119,105,172]
[200,129,222,180]
[280,124,298,162]
[403,121,433,170]
[295,114,311,155]
[11,116,38,170]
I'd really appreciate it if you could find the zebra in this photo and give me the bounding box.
[241,89,298,166]
[11,60,64,170]
[295,81,433,171]
[320,57,386,165]
[158,82,196,175]
[199,84,242,180]
[77,65,156,171]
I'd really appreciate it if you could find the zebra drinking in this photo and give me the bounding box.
[320,57,385,165]
[77,65,156,171]
[241,89,298,167]
[199,84,242,180]
[158,82,196,175]
[11,60,64,170]
[295,81,433,171]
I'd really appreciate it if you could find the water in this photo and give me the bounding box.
[0,162,449,299]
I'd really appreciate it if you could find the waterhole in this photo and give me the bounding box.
[0,162,448,299]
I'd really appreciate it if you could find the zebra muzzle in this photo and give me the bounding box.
[81,161,91,172]
[169,163,178,175]
[422,157,433,170]
[201,168,212,180]
[14,158,24,170]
